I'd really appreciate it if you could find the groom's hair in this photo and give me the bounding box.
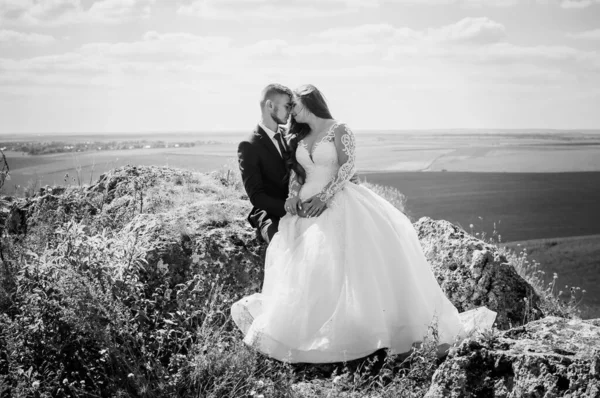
[260,84,293,109]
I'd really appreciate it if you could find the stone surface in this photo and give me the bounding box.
[3,165,599,397]
[425,316,600,398]
[415,217,543,330]
[3,166,547,333]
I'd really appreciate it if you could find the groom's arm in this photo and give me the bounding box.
[238,141,286,218]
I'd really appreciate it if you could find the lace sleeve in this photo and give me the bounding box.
[288,169,302,199]
[316,123,356,203]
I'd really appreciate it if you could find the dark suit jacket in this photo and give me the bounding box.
[238,125,289,228]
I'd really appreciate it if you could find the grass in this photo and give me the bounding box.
[0,162,591,397]
[503,235,600,318]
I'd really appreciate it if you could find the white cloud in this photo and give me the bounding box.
[567,28,600,40]
[316,24,417,43]
[0,0,155,26]
[428,17,506,43]
[0,29,55,45]
[176,0,377,19]
[316,18,506,45]
[456,0,519,7]
[86,0,154,23]
[80,31,231,58]
[385,41,600,70]
[560,0,600,8]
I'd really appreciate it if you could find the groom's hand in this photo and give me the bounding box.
[285,197,302,216]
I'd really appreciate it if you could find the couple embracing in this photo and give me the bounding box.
[231,83,495,364]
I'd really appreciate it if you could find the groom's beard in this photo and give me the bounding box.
[271,107,287,125]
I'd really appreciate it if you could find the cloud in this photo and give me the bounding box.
[316,24,417,43]
[456,0,519,7]
[0,31,237,88]
[560,0,600,8]
[385,41,600,70]
[428,17,506,44]
[86,0,154,23]
[567,28,600,39]
[0,29,56,45]
[316,18,506,45]
[1,18,598,95]
[80,31,231,58]
[176,0,376,19]
[0,0,155,26]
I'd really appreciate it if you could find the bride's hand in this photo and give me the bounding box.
[303,196,327,218]
[284,197,302,216]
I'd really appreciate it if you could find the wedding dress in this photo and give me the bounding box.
[231,122,496,363]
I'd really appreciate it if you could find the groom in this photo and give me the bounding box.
[238,84,296,244]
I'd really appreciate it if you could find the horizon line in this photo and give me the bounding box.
[3,127,600,136]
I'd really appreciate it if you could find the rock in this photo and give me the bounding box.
[425,316,600,398]
[414,217,542,330]
[118,212,264,293]
[5,200,28,235]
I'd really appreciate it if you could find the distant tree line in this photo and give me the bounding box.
[0,140,222,155]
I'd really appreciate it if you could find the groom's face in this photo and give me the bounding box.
[270,94,293,125]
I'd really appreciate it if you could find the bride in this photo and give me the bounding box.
[231,84,494,363]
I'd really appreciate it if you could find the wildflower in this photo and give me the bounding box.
[469,224,474,229]
[128,373,134,379]
[157,259,168,273]
[32,381,40,389]
[553,273,558,279]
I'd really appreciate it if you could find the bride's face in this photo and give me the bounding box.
[291,98,308,123]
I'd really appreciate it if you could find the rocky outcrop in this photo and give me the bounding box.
[415,217,542,329]
[425,316,600,398]
[119,213,264,293]
[2,166,543,332]
[3,165,598,397]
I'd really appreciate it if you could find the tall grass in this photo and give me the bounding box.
[0,164,586,397]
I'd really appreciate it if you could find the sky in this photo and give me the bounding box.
[1,0,599,134]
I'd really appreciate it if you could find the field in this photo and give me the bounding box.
[504,235,600,317]
[2,130,600,333]
[364,171,600,242]
[3,131,600,243]
[4,129,600,243]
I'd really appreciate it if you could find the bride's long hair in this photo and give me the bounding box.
[286,84,334,185]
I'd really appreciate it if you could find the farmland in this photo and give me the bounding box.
[3,129,600,244]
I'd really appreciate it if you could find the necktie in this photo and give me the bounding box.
[273,133,287,158]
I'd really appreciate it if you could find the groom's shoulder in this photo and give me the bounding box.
[238,126,262,155]
[239,126,262,145]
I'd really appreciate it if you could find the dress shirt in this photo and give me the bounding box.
[259,121,286,157]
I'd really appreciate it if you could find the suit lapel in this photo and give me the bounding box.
[256,125,284,163]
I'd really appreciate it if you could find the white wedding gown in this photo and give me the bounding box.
[231,122,496,363]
